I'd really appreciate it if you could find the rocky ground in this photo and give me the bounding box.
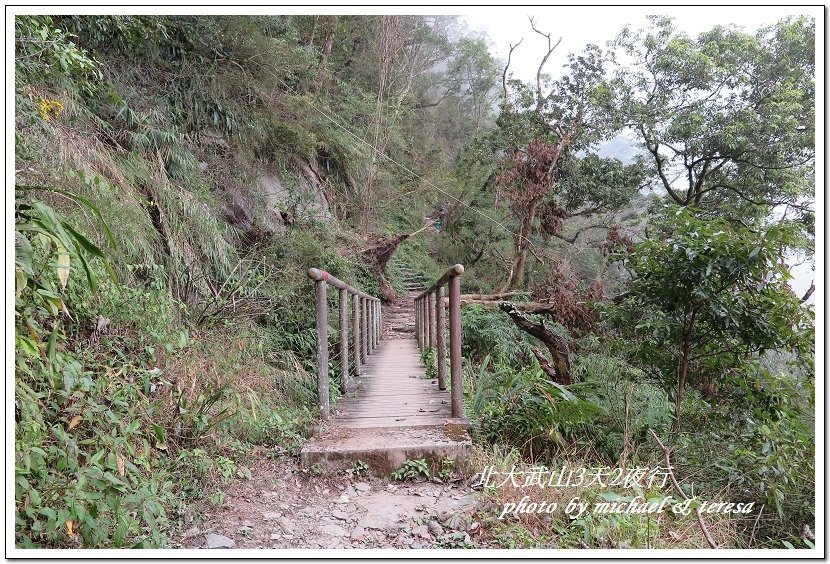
[175,454,488,550]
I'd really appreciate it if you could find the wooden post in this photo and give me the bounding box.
[353,292,361,376]
[339,288,349,394]
[415,297,422,349]
[420,298,427,350]
[374,300,380,347]
[367,297,374,352]
[374,300,379,348]
[427,291,435,349]
[362,296,369,361]
[435,286,446,390]
[314,279,329,420]
[449,272,463,418]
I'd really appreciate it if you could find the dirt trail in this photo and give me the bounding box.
[177,455,485,550]
[382,289,418,340]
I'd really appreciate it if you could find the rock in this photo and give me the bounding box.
[204,533,235,549]
[444,513,468,531]
[198,161,209,172]
[277,517,295,535]
[242,520,254,528]
[262,511,282,521]
[411,542,424,549]
[336,494,350,504]
[331,510,350,521]
[279,503,290,510]
[351,526,365,541]
[320,523,347,537]
[343,485,357,497]
[411,524,430,538]
[183,526,200,538]
[400,537,414,546]
[270,533,281,541]
[299,507,315,517]
[353,482,371,493]
[358,516,388,530]
[427,520,443,536]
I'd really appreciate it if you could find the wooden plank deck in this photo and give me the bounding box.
[333,289,452,428]
[334,337,451,428]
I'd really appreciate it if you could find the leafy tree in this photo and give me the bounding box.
[609,206,813,432]
[614,16,815,250]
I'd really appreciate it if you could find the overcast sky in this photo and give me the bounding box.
[461,6,819,84]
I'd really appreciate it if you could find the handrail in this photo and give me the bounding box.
[308,268,382,420]
[416,263,465,300]
[414,264,465,419]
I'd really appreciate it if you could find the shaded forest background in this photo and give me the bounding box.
[14,14,815,549]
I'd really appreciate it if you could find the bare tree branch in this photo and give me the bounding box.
[414,88,451,109]
[502,38,524,104]
[649,430,718,549]
[528,17,562,115]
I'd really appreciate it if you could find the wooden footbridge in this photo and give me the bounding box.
[300,264,471,474]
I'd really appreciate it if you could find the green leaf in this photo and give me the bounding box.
[46,323,60,362]
[62,221,116,284]
[18,186,116,249]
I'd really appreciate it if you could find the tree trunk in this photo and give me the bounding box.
[673,307,698,433]
[313,16,338,93]
[499,302,572,385]
[500,200,538,292]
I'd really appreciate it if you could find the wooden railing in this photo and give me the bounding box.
[307,268,382,420]
[414,264,464,418]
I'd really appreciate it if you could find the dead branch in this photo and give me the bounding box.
[460,291,522,301]
[531,347,559,381]
[528,17,562,115]
[360,222,434,301]
[499,302,572,385]
[447,298,556,313]
[749,504,764,548]
[501,38,524,104]
[649,429,718,549]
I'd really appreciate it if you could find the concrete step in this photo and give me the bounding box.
[300,423,471,476]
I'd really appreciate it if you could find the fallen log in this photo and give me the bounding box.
[442,298,556,313]
[359,222,434,301]
[459,291,522,301]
